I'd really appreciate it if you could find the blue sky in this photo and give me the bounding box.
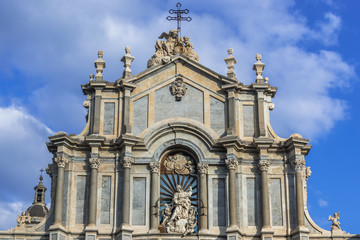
[0,0,359,233]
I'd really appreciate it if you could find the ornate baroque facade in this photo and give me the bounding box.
[1,29,359,240]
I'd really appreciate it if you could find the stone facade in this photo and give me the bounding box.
[1,30,359,240]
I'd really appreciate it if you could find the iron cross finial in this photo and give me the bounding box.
[166,2,192,37]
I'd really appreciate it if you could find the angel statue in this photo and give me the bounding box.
[328,212,341,230]
[157,29,181,56]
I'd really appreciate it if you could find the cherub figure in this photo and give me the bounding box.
[328,212,341,230]
[160,203,172,226]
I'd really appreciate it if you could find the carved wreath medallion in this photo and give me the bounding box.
[171,77,187,101]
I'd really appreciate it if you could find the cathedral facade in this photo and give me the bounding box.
[0,30,358,240]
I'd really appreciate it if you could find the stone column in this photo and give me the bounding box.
[122,157,134,225]
[149,162,160,230]
[258,159,270,228]
[54,157,68,225]
[198,163,209,231]
[88,157,100,226]
[225,158,238,227]
[293,159,305,228]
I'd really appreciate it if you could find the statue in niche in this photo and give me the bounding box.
[328,212,341,230]
[147,30,200,68]
[163,185,197,235]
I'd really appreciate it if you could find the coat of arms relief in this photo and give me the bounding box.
[159,153,198,235]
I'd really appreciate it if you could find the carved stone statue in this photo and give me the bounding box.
[328,212,341,230]
[147,30,200,68]
[161,185,196,235]
[16,211,31,227]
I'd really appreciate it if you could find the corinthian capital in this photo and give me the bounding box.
[292,159,305,172]
[258,160,270,172]
[122,157,134,169]
[149,162,160,174]
[197,163,208,174]
[225,158,238,170]
[54,157,68,168]
[89,158,100,169]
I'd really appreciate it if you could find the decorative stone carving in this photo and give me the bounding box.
[164,153,195,175]
[305,166,312,180]
[147,30,199,68]
[197,163,208,174]
[121,46,135,78]
[292,159,305,172]
[160,185,197,236]
[16,211,31,227]
[89,158,100,169]
[122,156,134,168]
[54,157,68,168]
[328,212,341,230]
[225,158,238,170]
[258,159,270,172]
[149,162,160,174]
[171,77,187,101]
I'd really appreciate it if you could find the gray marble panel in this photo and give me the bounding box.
[122,235,131,240]
[103,102,115,135]
[155,84,203,123]
[62,171,68,226]
[87,236,95,240]
[243,105,255,137]
[51,234,57,240]
[132,177,146,226]
[100,176,111,224]
[247,178,260,226]
[270,178,283,226]
[59,235,65,240]
[76,175,88,224]
[117,169,124,226]
[288,174,297,229]
[133,96,148,135]
[212,178,226,226]
[210,96,225,136]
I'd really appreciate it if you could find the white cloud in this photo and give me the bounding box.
[0,201,30,231]
[318,199,329,207]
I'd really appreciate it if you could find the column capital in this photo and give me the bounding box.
[122,157,134,168]
[292,159,305,172]
[197,163,208,174]
[54,157,68,168]
[225,158,238,170]
[258,159,270,172]
[89,158,100,169]
[149,162,160,174]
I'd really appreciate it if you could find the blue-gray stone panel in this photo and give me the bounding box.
[155,84,204,123]
[117,169,124,226]
[247,178,260,226]
[75,175,88,224]
[133,96,148,135]
[270,178,283,226]
[212,178,226,226]
[243,105,255,137]
[132,177,146,226]
[103,102,115,135]
[210,96,225,136]
[288,173,297,229]
[100,176,111,224]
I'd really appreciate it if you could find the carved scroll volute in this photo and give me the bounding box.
[197,163,208,174]
[225,158,238,170]
[149,162,160,174]
[122,157,134,169]
[54,157,68,168]
[258,160,270,172]
[89,158,100,169]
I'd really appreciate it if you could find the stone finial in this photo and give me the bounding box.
[94,50,106,81]
[264,77,269,83]
[224,48,237,80]
[253,53,265,83]
[121,46,135,79]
